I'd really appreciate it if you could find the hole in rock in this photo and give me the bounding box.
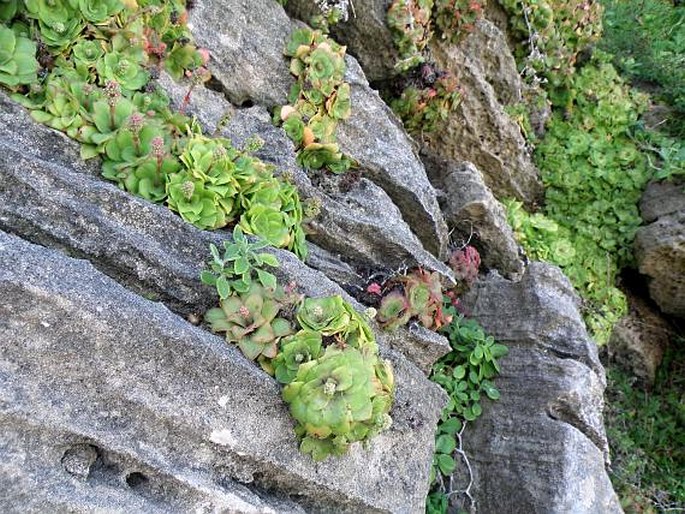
[125,471,148,488]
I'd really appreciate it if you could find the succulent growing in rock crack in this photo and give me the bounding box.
[377,268,451,331]
[272,330,323,384]
[296,295,378,355]
[0,25,38,87]
[166,171,229,229]
[283,345,394,461]
[205,283,294,360]
[279,27,354,174]
[448,245,481,290]
[387,0,434,72]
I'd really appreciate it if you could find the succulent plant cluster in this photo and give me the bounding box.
[448,245,481,291]
[389,66,461,134]
[377,268,452,331]
[387,0,434,72]
[499,0,603,89]
[433,0,486,44]
[203,242,394,462]
[385,0,483,135]
[276,27,354,174]
[1,0,308,259]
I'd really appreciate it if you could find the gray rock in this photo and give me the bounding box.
[435,159,524,279]
[635,180,685,319]
[426,22,543,204]
[157,75,454,279]
[337,58,450,258]
[187,0,294,107]
[455,263,620,513]
[0,230,446,513]
[607,294,670,387]
[186,0,451,260]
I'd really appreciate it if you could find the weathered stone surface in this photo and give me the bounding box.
[430,157,524,279]
[607,293,670,387]
[187,0,294,107]
[635,180,685,319]
[337,58,450,258]
[157,75,454,279]
[186,0,451,259]
[456,263,620,513]
[427,22,543,204]
[0,230,445,513]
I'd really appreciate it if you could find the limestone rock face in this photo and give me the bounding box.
[607,294,670,387]
[0,231,445,513]
[635,180,685,319]
[428,158,524,279]
[457,263,621,514]
[188,0,450,260]
[427,21,543,204]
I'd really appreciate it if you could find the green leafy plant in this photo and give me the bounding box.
[389,68,461,134]
[498,0,604,93]
[283,344,394,461]
[201,225,280,299]
[433,0,486,44]
[604,349,685,511]
[205,282,294,360]
[505,52,652,345]
[202,242,394,462]
[276,27,354,174]
[2,0,309,260]
[426,305,508,512]
[386,0,434,72]
[600,0,685,137]
[0,25,38,87]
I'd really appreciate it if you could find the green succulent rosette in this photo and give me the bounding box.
[72,39,105,73]
[205,283,293,360]
[0,25,38,87]
[296,296,351,336]
[166,172,228,230]
[272,330,323,384]
[78,0,123,24]
[296,142,344,170]
[282,345,394,461]
[377,290,411,331]
[96,50,150,91]
[239,203,292,249]
[24,0,84,50]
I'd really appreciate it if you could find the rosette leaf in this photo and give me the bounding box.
[296,295,351,336]
[166,172,227,230]
[96,51,149,91]
[0,26,38,87]
[376,290,411,331]
[79,0,123,23]
[205,283,294,360]
[239,204,292,249]
[296,142,343,170]
[272,330,323,384]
